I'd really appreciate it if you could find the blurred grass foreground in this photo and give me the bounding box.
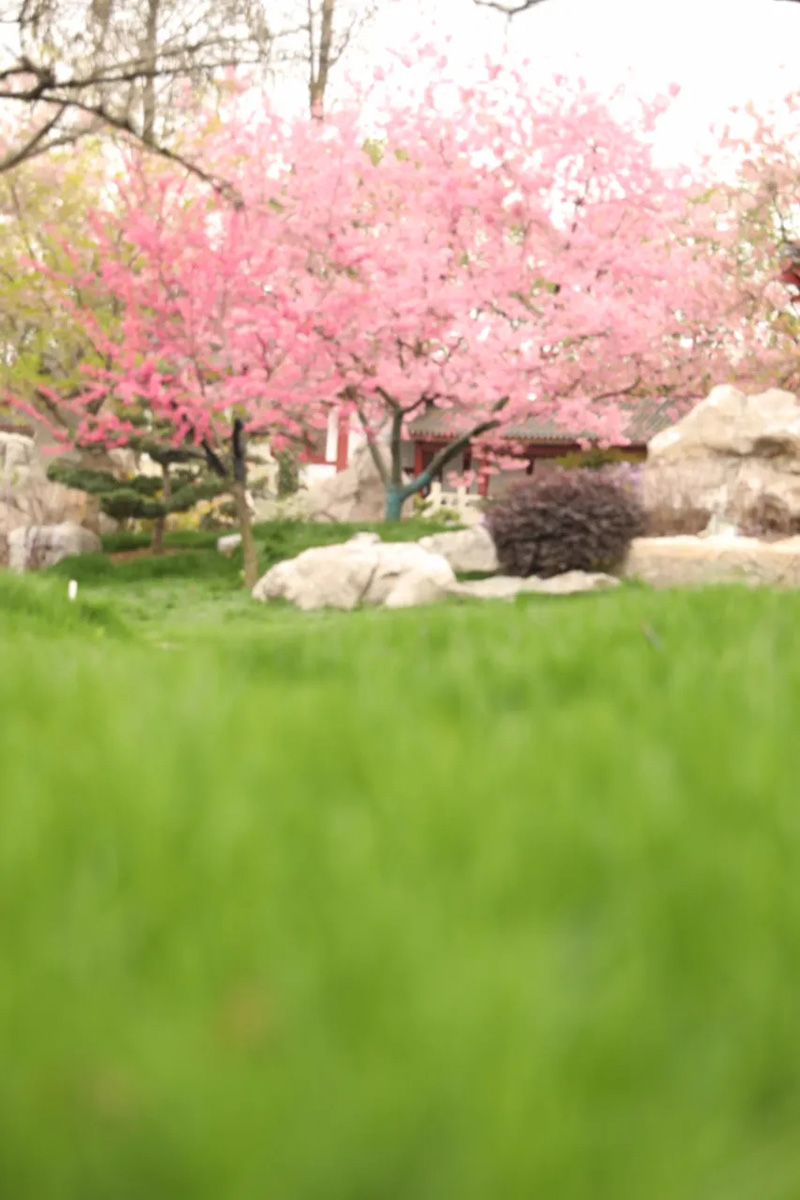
[2,528,800,1198]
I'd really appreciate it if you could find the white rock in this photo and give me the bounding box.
[0,432,89,534]
[302,444,391,523]
[418,525,499,574]
[252,539,455,610]
[643,385,800,533]
[97,512,119,535]
[449,576,521,601]
[348,532,381,545]
[384,568,452,608]
[522,571,621,595]
[8,522,101,572]
[449,571,621,601]
[623,535,800,588]
[699,513,740,538]
[217,533,242,556]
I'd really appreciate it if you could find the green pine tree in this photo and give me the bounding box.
[48,441,226,553]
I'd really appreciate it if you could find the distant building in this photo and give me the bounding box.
[301,399,678,497]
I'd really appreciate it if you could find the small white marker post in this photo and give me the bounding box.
[68,580,78,602]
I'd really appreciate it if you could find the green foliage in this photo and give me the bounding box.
[362,137,385,165]
[412,493,465,524]
[3,576,800,1196]
[48,518,462,593]
[45,464,122,495]
[99,488,167,521]
[554,447,645,471]
[47,459,166,520]
[101,527,222,553]
[47,455,226,534]
[170,475,228,513]
[0,143,116,423]
[275,449,300,497]
[48,548,239,585]
[0,571,127,636]
[486,472,644,577]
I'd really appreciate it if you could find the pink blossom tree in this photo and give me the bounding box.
[236,62,756,519]
[193,61,747,519]
[10,156,336,584]
[8,49,785,576]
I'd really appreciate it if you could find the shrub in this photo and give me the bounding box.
[485,470,644,577]
[553,446,645,473]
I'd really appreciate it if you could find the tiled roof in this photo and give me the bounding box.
[408,399,680,444]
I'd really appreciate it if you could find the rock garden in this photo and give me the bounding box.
[10,386,800,610]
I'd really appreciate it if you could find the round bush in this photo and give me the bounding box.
[485,470,645,578]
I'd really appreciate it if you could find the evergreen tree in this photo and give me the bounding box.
[48,436,226,553]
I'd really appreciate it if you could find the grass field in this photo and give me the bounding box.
[2,521,800,1198]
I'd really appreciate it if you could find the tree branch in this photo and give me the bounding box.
[403,396,510,497]
[353,398,389,485]
[201,437,228,478]
[0,104,69,173]
[60,94,243,204]
[389,406,404,486]
[231,416,246,482]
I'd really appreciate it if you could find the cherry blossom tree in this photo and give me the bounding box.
[237,60,752,518]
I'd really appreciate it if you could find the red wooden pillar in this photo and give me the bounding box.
[476,452,490,498]
[413,440,425,478]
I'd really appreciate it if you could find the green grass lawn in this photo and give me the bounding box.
[3,524,800,1198]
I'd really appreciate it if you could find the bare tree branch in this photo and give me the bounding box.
[0,0,378,182]
[0,0,287,177]
[0,102,68,172]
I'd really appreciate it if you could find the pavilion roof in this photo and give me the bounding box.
[408,397,681,445]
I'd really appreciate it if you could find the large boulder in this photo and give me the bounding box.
[623,534,800,588]
[0,431,89,537]
[418,525,499,574]
[252,532,454,610]
[643,385,800,534]
[8,522,101,572]
[302,444,394,523]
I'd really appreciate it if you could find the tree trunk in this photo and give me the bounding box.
[276,449,299,496]
[151,514,165,554]
[231,481,259,588]
[385,486,405,521]
[141,0,159,142]
[83,495,102,536]
[151,461,170,554]
[309,0,336,118]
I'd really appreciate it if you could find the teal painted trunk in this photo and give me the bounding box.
[384,487,405,521]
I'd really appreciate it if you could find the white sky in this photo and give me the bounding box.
[282,0,800,166]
